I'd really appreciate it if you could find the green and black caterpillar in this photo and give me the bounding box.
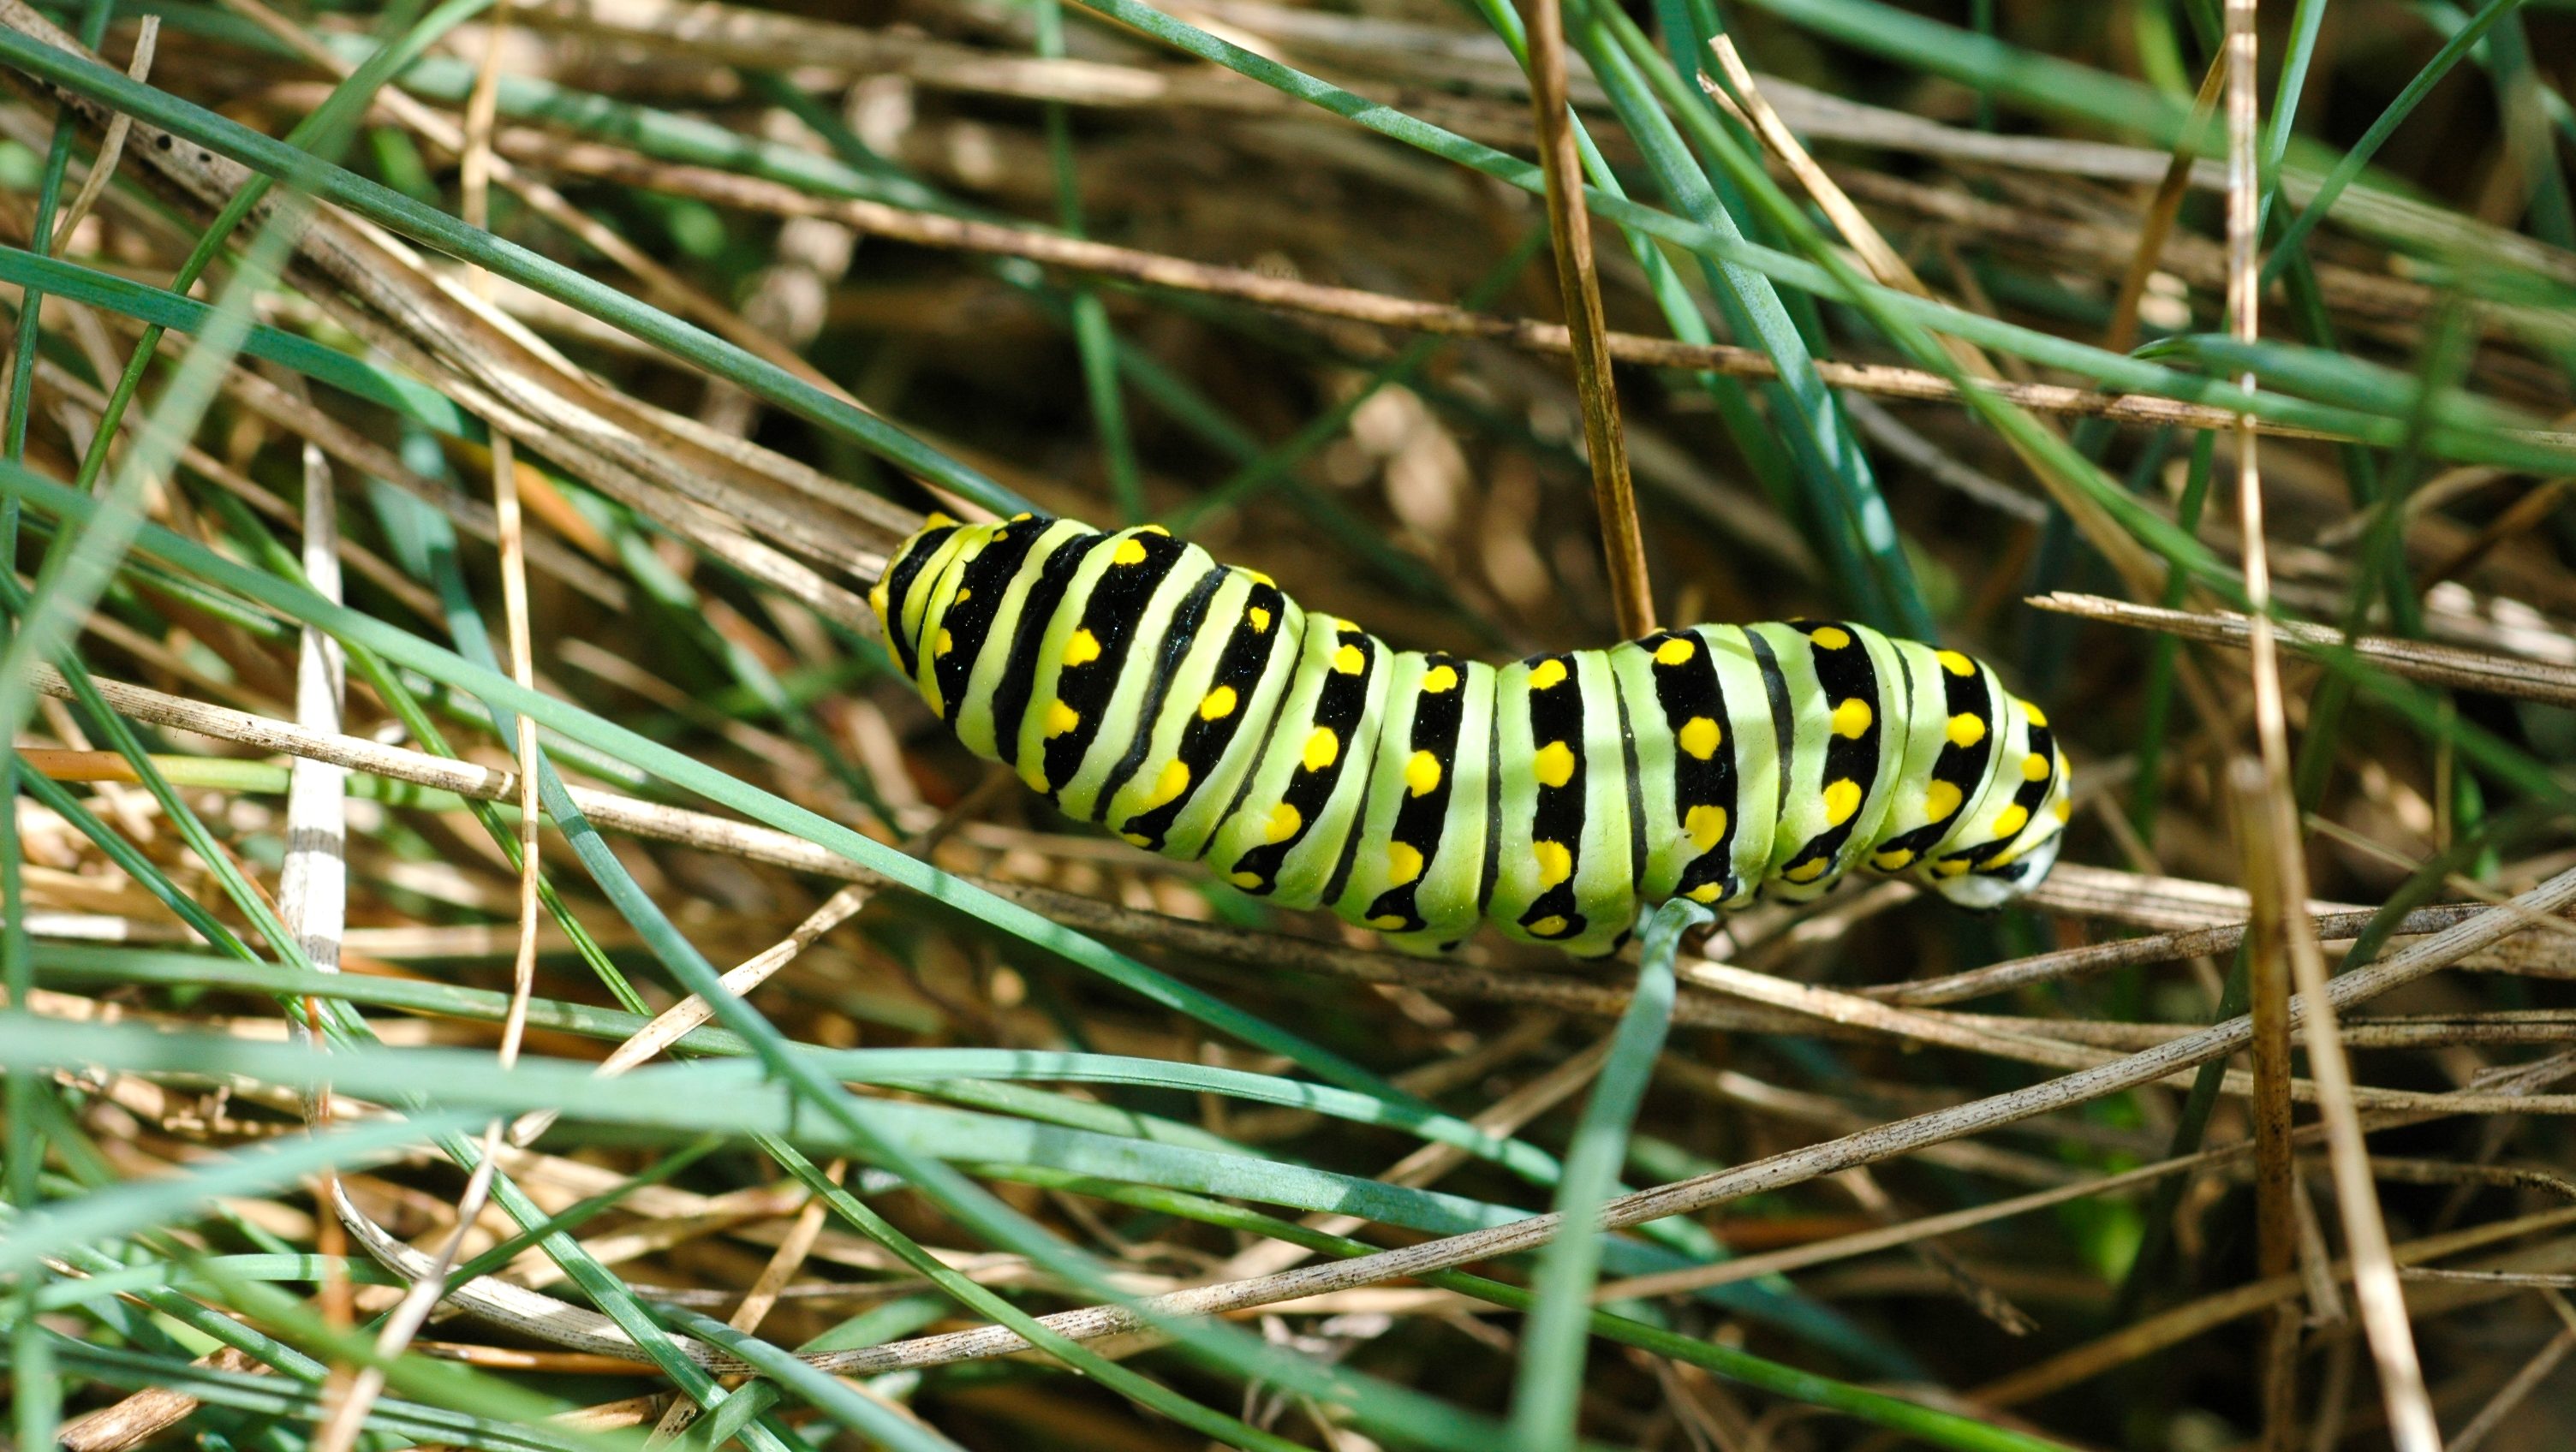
[874,514,2071,958]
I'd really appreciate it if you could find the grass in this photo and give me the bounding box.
[3,1,2574,1449]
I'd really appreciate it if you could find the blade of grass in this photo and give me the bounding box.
[1507,901,1699,1449]
[1518,0,1651,640]
[1031,0,1142,522]
[2261,0,2531,287]
[0,9,1026,516]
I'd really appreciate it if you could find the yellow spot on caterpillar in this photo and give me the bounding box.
[953,588,970,603]
[1046,700,1081,736]
[1110,537,1149,566]
[1685,804,1728,852]
[933,628,954,658]
[1934,857,1972,878]
[2023,703,2048,729]
[1248,605,1273,634]
[1527,914,1568,937]
[868,579,891,619]
[1422,664,1459,693]
[2054,797,2072,822]
[1527,658,1569,691]
[1303,728,1339,771]
[1533,741,1576,788]
[1265,804,1303,842]
[1832,697,1873,738]
[1686,882,1725,903]
[1121,832,1152,847]
[1923,780,1964,821]
[1064,628,1101,667]
[1242,571,1275,587]
[1873,848,1915,871]
[1404,750,1442,797]
[1370,913,1409,930]
[1333,643,1366,675]
[1139,523,1172,536]
[1947,712,1987,748]
[1653,637,1696,666]
[926,512,957,527]
[1200,686,1238,721]
[1533,841,1572,889]
[1010,512,1034,521]
[1785,858,1830,883]
[1991,804,2030,837]
[1145,759,1191,807]
[1231,870,1266,890]
[2022,753,2051,782]
[1386,842,1424,886]
[1936,650,1975,676]
[1822,778,1863,825]
[1810,625,1852,651]
[1678,717,1721,760]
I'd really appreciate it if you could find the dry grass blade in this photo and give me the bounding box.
[1977,1203,2576,1407]
[504,135,2523,453]
[654,866,2576,1378]
[1702,34,2182,623]
[45,14,152,251]
[1864,902,2495,1005]
[2030,592,2576,708]
[2222,4,2431,1437]
[1519,0,1649,638]
[2234,759,2309,1452]
[2442,1294,2576,1452]
[2104,57,2225,354]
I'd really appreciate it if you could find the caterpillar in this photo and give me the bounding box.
[872,513,2071,958]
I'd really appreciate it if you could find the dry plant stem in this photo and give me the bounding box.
[2234,760,2308,1452]
[313,21,547,1449]
[2106,57,2225,354]
[58,1347,263,1452]
[459,7,543,1090]
[46,15,154,251]
[34,666,2576,1106]
[1866,903,2490,1006]
[2417,476,2573,591]
[2224,6,2434,1441]
[452,0,543,1095]
[43,663,2576,1379]
[647,1161,847,1445]
[35,670,2576,1088]
[2442,1293,2576,1452]
[496,135,2546,453]
[1703,36,2191,639]
[26,358,448,622]
[1519,0,1650,638]
[217,0,862,408]
[1217,1033,1616,1282]
[725,866,2576,1379]
[1982,1200,2576,1408]
[276,413,356,1439]
[505,884,875,1146]
[2029,593,2576,709]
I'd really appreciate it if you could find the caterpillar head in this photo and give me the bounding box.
[1917,704,2071,912]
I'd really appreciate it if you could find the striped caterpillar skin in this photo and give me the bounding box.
[873,514,2072,958]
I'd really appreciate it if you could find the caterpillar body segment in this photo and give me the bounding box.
[875,515,2071,956]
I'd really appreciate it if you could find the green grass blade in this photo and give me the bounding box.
[1508,900,1699,1449]
[2262,0,2530,285]
[0,22,1024,515]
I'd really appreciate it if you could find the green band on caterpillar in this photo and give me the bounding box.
[876,514,2072,958]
